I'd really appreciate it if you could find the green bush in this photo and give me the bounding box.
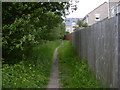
[2,3,67,64]
[58,41,102,88]
[2,40,61,88]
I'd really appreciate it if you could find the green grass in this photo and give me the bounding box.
[2,40,61,88]
[58,40,102,88]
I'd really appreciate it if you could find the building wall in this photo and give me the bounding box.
[83,1,120,26]
[64,34,72,40]
[118,3,120,13]
[66,25,73,33]
[65,22,78,33]
[87,2,108,26]
[65,18,82,33]
[109,0,120,18]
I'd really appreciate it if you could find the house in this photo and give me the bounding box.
[82,1,120,26]
[65,25,73,33]
[109,0,120,18]
[65,18,82,33]
[83,2,109,26]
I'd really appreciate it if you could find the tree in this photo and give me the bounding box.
[77,20,88,27]
[2,2,78,64]
[2,2,70,25]
[73,20,88,31]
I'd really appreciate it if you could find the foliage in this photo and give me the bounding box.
[2,2,69,63]
[58,41,102,88]
[65,31,70,35]
[77,20,88,27]
[2,2,70,26]
[74,20,88,31]
[47,23,66,40]
[2,17,37,63]
[2,40,61,88]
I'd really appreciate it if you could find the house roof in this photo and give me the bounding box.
[65,18,82,26]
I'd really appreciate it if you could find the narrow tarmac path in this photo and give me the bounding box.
[47,47,59,88]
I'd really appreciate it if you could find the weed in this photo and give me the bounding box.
[2,40,61,88]
[58,41,102,88]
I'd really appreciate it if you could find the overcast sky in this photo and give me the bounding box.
[66,0,108,18]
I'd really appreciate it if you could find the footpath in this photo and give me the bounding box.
[47,47,59,88]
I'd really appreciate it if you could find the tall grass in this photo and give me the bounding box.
[2,40,61,88]
[58,41,102,88]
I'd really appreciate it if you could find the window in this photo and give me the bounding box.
[111,6,115,17]
[95,14,100,21]
[96,17,99,19]
[111,8,115,17]
[72,22,76,26]
[67,29,70,32]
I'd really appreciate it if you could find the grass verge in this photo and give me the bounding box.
[58,40,102,88]
[2,40,61,88]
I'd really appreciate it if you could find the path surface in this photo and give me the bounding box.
[47,47,59,88]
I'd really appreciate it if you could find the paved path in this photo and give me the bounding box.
[47,47,59,88]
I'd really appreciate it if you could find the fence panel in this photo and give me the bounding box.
[72,15,119,88]
[118,13,120,88]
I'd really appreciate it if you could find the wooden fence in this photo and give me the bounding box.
[72,13,120,88]
[64,34,72,40]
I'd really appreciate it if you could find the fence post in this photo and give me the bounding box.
[118,13,120,88]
